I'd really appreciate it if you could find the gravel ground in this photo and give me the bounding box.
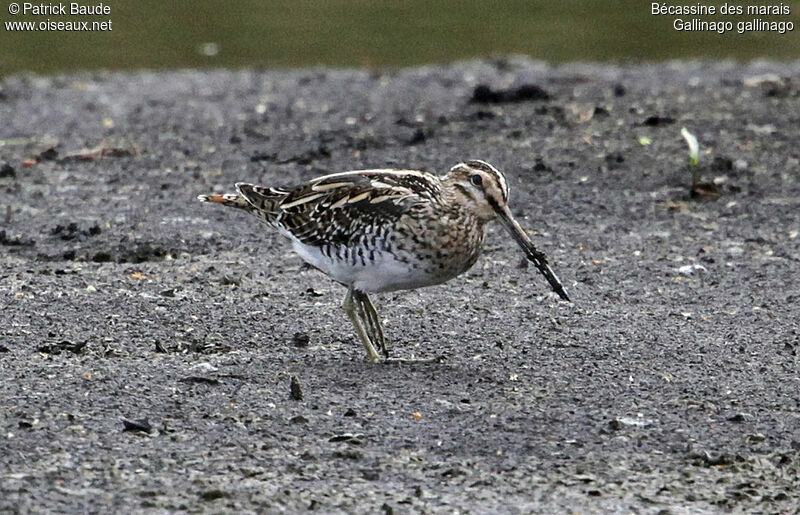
[1,58,799,513]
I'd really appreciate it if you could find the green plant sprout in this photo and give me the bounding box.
[681,127,700,191]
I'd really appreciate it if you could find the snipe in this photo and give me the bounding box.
[199,160,570,362]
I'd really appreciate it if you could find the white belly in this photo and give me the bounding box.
[289,239,448,293]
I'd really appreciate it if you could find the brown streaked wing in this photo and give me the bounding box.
[274,170,441,247]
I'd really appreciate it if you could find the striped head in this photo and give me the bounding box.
[445,160,510,222]
[446,159,571,301]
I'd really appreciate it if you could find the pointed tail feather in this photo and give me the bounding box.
[197,193,253,211]
[198,183,290,226]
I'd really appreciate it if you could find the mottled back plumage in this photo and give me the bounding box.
[238,169,441,247]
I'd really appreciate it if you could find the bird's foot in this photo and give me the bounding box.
[371,355,446,365]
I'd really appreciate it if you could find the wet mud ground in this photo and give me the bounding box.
[1,59,799,513]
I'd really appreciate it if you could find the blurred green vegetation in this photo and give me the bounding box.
[1,0,798,76]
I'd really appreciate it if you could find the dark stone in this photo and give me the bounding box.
[292,332,310,347]
[92,252,112,263]
[407,128,427,145]
[290,376,303,401]
[471,84,551,104]
[642,115,675,126]
[0,163,15,177]
[122,418,152,433]
[179,376,220,385]
[727,413,751,423]
[199,490,230,501]
[593,106,610,117]
[362,469,380,481]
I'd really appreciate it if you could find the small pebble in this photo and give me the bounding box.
[122,418,152,433]
[292,332,310,347]
[290,376,303,401]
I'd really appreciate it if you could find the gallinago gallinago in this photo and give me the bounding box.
[199,160,570,362]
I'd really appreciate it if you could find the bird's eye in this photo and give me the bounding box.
[470,174,483,186]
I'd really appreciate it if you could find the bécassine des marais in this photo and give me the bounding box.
[652,2,794,34]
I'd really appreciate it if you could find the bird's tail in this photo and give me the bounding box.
[197,192,254,211]
[198,183,289,224]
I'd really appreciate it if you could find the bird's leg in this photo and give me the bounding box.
[355,291,444,364]
[342,286,381,363]
[345,287,440,364]
[354,290,388,358]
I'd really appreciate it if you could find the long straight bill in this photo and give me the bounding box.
[496,207,571,302]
